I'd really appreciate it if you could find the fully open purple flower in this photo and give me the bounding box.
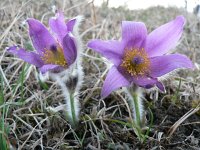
[8,12,78,74]
[88,16,194,98]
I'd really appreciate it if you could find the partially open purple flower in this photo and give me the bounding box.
[88,16,194,98]
[8,12,78,74]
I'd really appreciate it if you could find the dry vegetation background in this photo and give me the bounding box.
[0,0,200,149]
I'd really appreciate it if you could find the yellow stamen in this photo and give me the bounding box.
[41,45,67,67]
[121,48,150,76]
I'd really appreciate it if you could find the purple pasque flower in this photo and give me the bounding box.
[8,12,78,74]
[88,16,194,98]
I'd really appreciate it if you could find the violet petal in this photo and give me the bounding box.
[87,40,125,66]
[62,32,77,66]
[101,66,130,98]
[39,64,64,74]
[122,21,147,49]
[49,12,68,44]
[156,81,165,92]
[132,77,165,92]
[149,54,194,77]
[66,18,76,32]
[27,18,57,55]
[7,46,44,67]
[145,16,185,57]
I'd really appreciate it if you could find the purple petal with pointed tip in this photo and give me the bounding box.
[101,66,130,98]
[122,21,147,49]
[7,46,44,67]
[27,18,57,55]
[49,12,68,44]
[39,64,64,74]
[132,77,165,92]
[88,40,125,66]
[132,76,157,88]
[145,16,185,57]
[67,18,76,32]
[149,54,194,78]
[156,81,165,92]
[62,33,77,66]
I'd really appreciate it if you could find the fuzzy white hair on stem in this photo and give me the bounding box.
[125,87,144,126]
[71,15,84,95]
[49,72,80,125]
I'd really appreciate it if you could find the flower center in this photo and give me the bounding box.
[132,56,144,65]
[121,48,150,76]
[41,45,67,67]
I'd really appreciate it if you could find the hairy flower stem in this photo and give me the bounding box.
[69,93,77,126]
[125,86,145,141]
[50,72,80,127]
[126,87,144,128]
[59,79,79,127]
[132,92,141,127]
